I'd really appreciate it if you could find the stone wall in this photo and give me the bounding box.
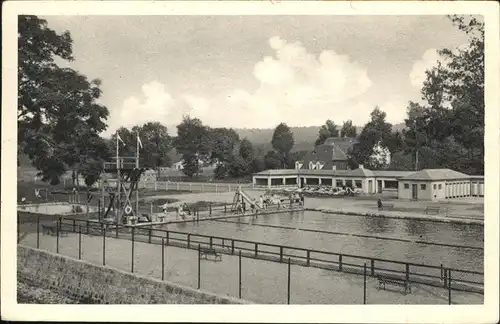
[17,245,248,304]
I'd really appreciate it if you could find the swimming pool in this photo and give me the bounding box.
[165,211,483,272]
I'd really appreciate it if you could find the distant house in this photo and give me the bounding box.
[295,137,358,171]
[173,160,184,170]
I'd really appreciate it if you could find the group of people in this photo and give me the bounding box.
[235,192,305,215]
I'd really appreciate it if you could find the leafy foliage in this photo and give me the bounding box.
[340,120,357,138]
[349,107,393,169]
[271,123,295,167]
[174,116,212,177]
[18,15,110,185]
[315,120,339,146]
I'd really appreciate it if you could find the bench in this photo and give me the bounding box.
[200,247,222,262]
[377,275,412,295]
[425,206,441,214]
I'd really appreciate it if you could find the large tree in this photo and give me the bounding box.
[174,116,211,177]
[315,120,339,146]
[18,15,110,184]
[349,107,393,169]
[399,15,484,174]
[271,123,295,168]
[133,122,172,169]
[340,120,357,138]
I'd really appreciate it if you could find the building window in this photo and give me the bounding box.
[355,180,362,188]
[421,184,426,190]
[385,180,398,189]
[336,180,343,187]
[438,184,442,189]
[345,180,353,188]
[433,184,436,189]
[404,183,409,189]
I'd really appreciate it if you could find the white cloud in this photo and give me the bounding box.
[108,81,174,132]
[225,36,373,128]
[409,49,441,88]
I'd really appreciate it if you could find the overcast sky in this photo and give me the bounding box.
[42,15,471,136]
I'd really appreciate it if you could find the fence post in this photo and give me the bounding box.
[161,238,165,281]
[116,222,118,238]
[154,181,157,191]
[78,225,82,260]
[239,250,242,299]
[103,226,106,266]
[131,227,135,273]
[190,183,192,192]
[209,237,213,249]
[371,259,375,276]
[73,219,76,232]
[166,231,169,245]
[339,254,343,272]
[307,250,310,266]
[231,240,235,254]
[255,243,258,257]
[280,246,283,262]
[224,205,227,214]
[287,258,291,304]
[443,268,448,288]
[448,269,452,305]
[406,264,410,282]
[165,182,168,191]
[148,227,152,244]
[188,234,191,249]
[363,263,367,304]
[86,220,89,234]
[215,184,218,194]
[209,204,212,216]
[56,218,60,253]
[36,216,40,249]
[150,203,153,215]
[197,244,201,289]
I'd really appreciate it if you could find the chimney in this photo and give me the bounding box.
[359,164,364,169]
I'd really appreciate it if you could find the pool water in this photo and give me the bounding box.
[166,211,483,272]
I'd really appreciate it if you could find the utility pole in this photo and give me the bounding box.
[414,120,419,171]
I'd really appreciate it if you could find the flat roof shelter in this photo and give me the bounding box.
[252,167,484,201]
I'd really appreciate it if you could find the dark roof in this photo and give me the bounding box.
[400,169,471,181]
[299,137,357,169]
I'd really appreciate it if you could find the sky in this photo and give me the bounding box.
[41,15,472,136]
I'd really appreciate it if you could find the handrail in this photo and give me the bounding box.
[59,218,484,281]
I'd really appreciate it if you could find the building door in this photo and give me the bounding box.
[368,180,373,194]
[377,180,382,193]
[411,184,418,200]
[300,177,305,188]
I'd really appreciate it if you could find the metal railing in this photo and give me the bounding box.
[54,217,483,297]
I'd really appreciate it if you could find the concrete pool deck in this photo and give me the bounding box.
[19,233,483,305]
[143,191,484,225]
